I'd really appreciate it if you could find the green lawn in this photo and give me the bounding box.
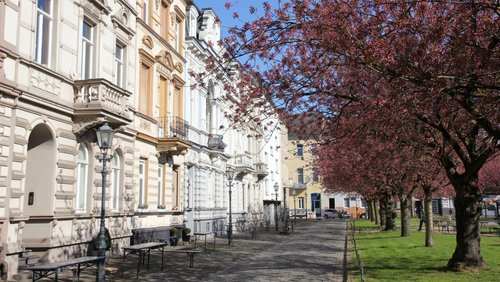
[350,220,500,282]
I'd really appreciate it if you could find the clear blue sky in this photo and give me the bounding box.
[195,0,280,37]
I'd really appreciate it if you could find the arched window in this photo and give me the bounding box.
[76,144,89,212]
[111,152,121,211]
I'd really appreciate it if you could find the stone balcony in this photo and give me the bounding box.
[73,78,132,137]
[253,162,269,181]
[234,153,254,177]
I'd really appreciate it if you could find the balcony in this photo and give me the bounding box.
[207,134,226,159]
[234,153,254,177]
[253,162,269,181]
[73,78,132,136]
[156,116,191,155]
[293,182,307,189]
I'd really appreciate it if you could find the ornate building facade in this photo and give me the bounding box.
[0,0,286,279]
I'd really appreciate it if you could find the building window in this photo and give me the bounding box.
[312,169,318,182]
[139,61,153,116]
[139,159,147,207]
[35,0,53,66]
[143,0,150,25]
[158,165,164,209]
[296,144,303,157]
[81,20,95,79]
[76,144,89,212]
[172,165,179,210]
[298,197,304,209]
[110,152,121,211]
[160,2,170,40]
[114,43,125,88]
[297,168,304,184]
[310,144,318,156]
[344,198,350,208]
[173,17,183,51]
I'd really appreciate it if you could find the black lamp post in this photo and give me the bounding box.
[226,167,235,245]
[305,193,308,219]
[95,122,114,282]
[274,182,279,231]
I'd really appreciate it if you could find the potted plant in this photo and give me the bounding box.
[169,227,179,246]
[182,227,191,242]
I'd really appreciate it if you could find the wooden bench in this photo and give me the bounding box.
[25,256,105,281]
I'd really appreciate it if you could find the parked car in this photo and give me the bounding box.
[339,210,352,219]
[290,209,307,219]
[324,209,339,219]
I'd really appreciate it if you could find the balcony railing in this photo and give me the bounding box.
[157,116,189,140]
[74,78,130,117]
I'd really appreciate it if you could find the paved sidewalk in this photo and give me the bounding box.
[19,219,349,281]
[206,219,348,282]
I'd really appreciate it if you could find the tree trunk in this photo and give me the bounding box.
[447,179,485,270]
[423,189,433,247]
[373,200,379,224]
[378,199,385,227]
[400,195,411,237]
[367,199,373,221]
[381,194,395,231]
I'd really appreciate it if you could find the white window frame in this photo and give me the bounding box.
[81,19,95,79]
[296,144,304,157]
[110,152,121,211]
[35,0,54,66]
[114,43,125,88]
[139,159,146,207]
[297,168,304,184]
[143,0,149,25]
[157,165,164,209]
[298,197,304,209]
[76,144,89,213]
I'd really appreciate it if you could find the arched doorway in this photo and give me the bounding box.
[24,123,56,216]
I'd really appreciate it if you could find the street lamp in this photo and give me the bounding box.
[292,188,297,220]
[274,182,279,231]
[95,122,114,282]
[305,193,308,219]
[226,167,235,245]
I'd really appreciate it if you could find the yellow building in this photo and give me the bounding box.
[285,133,366,219]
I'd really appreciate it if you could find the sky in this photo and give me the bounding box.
[196,0,280,37]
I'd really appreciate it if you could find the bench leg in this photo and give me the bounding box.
[188,253,194,268]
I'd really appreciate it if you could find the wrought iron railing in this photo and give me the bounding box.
[157,116,188,139]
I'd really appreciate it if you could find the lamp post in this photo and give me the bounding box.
[226,167,235,245]
[95,122,114,282]
[292,189,297,220]
[274,182,279,231]
[305,193,308,219]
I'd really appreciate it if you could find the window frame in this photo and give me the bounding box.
[139,159,147,208]
[114,42,125,88]
[157,164,165,209]
[296,144,304,157]
[76,143,89,213]
[35,0,54,66]
[297,168,304,184]
[110,152,121,211]
[81,19,96,79]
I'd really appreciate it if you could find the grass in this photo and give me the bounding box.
[350,219,500,282]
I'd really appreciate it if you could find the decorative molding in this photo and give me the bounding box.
[142,35,154,49]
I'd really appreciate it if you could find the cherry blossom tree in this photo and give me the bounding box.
[218,0,499,270]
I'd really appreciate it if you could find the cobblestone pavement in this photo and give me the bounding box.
[18,219,349,282]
